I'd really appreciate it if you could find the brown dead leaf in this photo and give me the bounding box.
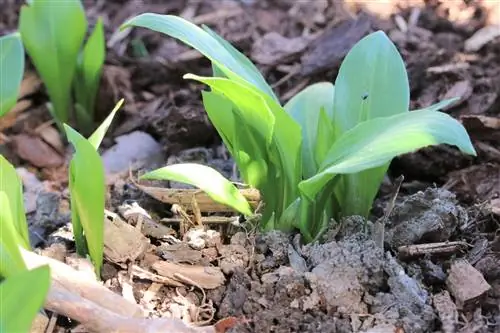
[35,123,65,154]
[152,261,225,289]
[11,134,64,168]
[251,32,309,66]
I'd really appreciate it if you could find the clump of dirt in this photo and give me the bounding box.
[214,228,432,332]
[385,187,468,248]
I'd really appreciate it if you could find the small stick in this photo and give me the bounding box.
[398,241,470,258]
[20,248,214,333]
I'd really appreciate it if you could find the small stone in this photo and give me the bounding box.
[185,228,206,250]
[446,259,491,309]
[101,131,162,175]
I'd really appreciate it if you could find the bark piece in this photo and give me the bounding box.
[135,183,261,214]
[301,14,371,76]
[152,261,225,289]
[446,259,491,309]
[464,24,500,52]
[103,216,149,266]
[251,32,309,66]
[11,134,64,168]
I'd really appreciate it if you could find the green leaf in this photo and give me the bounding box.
[185,74,275,148]
[284,82,334,178]
[0,192,27,278]
[120,14,278,101]
[0,155,30,249]
[74,17,106,132]
[88,98,124,149]
[329,30,410,219]
[0,33,24,118]
[300,110,476,202]
[413,98,459,112]
[332,30,409,134]
[201,91,235,155]
[140,163,253,216]
[19,0,87,125]
[0,265,50,333]
[65,124,105,276]
[186,74,301,208]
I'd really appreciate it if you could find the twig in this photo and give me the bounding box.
[20,248,215,333]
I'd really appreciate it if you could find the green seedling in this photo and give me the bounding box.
[0,156,31,278]
[18,0,105,133]
[65,99,123,277]
[122,15,476,242]
[0,265,51,333]
[74,17,106,131]
[0,32,24,117]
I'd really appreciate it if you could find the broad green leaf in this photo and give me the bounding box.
[300,110,476,201]
[64,124,105,276]
[284,82,334,178]
[88,98,124,149]
[0,33,24,117]
[0,155,30,249]
[201,24,275,98]
[201,91,235,155]
[74,17,106,133]
[19,0,87,125]
[0,265,50,333]
[231,111,270,197]
[185,74,275,147]
[314,107,335,169]
[0,192,27,278]
[121,14,278,101]
[413,98,459,112]
[277,197,301,232]
[140,163,253,216]
[68,163,86,256]
[329,30,410,219]
[187,74,301,208]
[332,30,409,134]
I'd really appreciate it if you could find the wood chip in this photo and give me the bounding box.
[441,80,473,110]
[426,62,470,74]
[152,261,225,289]
[446,259,491,309]
[432,291,458,333]
[300,14,371,76]
[251,32,309,66]
[135,182,261,214]
[11,134,64,168]
[103,215,149,266]
[464,25,500,52]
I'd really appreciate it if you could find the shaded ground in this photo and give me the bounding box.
[1,0,500,332]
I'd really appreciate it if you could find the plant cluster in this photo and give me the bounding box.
[0,8,477,331]
[122,15,476,242]
[0,0,105,134]
[0,99,123,330]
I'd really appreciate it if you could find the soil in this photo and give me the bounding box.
[1,1,500,332]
